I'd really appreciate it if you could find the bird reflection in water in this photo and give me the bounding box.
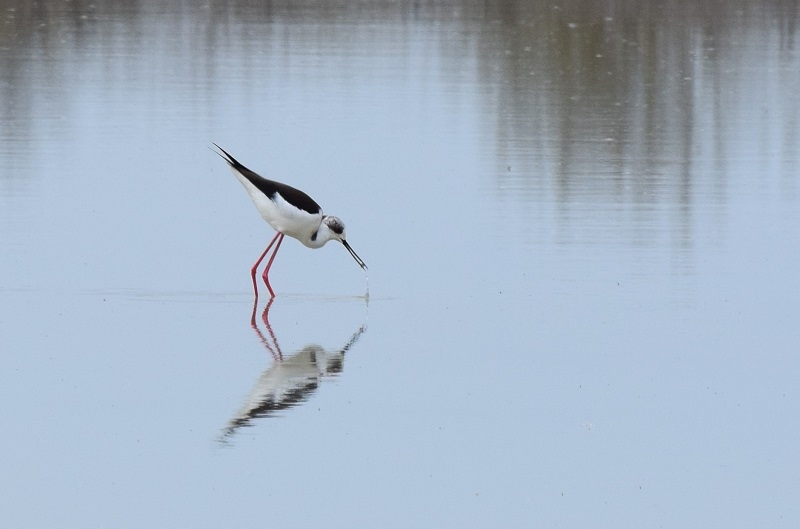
[219,298,367,444]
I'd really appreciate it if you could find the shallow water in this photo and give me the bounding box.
[1,1,799,527]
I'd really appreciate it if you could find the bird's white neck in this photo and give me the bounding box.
[302,222,338,249]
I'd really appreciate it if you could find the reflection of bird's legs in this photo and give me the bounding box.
[250,297,282,361]
[261,298,282,360]
[250,296,259,328]
[250,231,282,299]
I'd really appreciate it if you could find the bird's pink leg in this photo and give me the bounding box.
[261,233,284,298]
[251,232,282,299]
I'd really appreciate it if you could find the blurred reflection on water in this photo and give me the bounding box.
[480,1,799,253]
[1,1,797,267]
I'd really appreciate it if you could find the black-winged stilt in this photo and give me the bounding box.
[213,144,367,298]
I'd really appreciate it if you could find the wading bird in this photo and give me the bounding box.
[214,144,367,298]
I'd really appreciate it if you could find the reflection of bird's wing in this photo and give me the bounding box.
[221,346,327,439]
[219,323,368,443]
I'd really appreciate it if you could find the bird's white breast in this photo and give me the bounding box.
[232,168,322,245]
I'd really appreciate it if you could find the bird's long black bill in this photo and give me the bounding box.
[342,240,368,270]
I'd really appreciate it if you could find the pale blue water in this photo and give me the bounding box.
[1,1,799,527]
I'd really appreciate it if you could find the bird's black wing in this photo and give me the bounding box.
[213,144,322,215]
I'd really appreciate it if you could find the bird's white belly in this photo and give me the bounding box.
[262,195,321,244]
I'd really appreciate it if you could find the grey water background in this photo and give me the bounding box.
[1,0,799,527]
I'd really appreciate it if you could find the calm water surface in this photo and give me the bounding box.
[1,1,799,527]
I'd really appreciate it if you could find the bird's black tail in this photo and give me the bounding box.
[211,143,243,169]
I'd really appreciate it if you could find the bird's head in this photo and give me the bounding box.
[323,215,347,241]
[322,215,367,270]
